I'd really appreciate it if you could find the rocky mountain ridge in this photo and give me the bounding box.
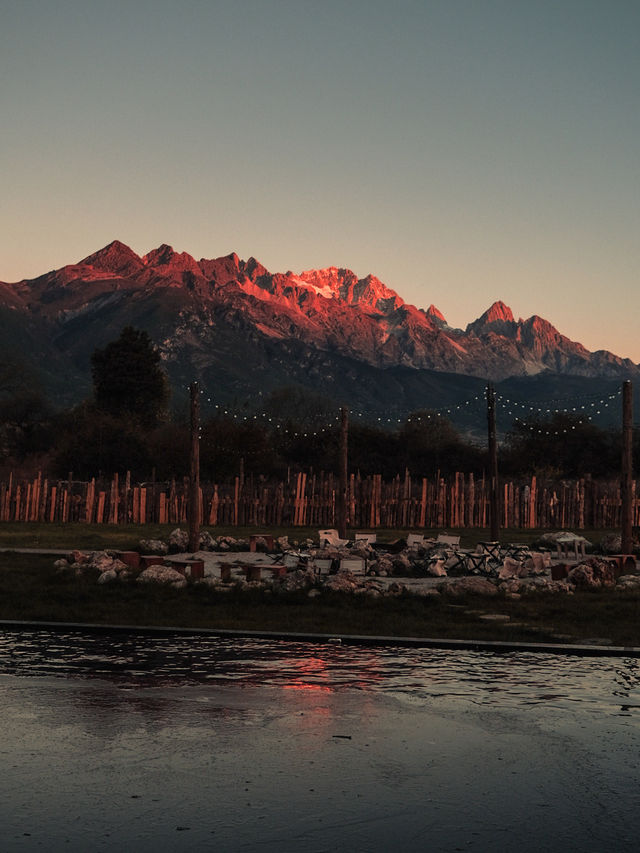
[0,241,636,411]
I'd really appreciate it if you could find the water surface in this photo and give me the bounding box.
[1,630,638,851]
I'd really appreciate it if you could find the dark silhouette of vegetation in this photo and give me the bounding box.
[52,404,153,479]
[91,326,169,429]
[500,413,621,479]
[0,384,57,477]
[0,349,632,483]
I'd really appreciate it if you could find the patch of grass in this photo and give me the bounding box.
[0,522,614,551]
[1,553,639,646]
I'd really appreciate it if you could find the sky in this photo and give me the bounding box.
[1,0,639,359]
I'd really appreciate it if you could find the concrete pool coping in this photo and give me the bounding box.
[1,618,639,658]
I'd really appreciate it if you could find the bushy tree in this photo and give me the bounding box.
[398,411,485,476]
[52,405,153,479]
[0,389,56,464]
[200,417,283,479]
[501,413,617,478]
[91,327,169,429]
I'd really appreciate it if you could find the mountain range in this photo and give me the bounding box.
[0,240,634,425]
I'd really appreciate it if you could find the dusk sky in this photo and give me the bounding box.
[2,1,639,359]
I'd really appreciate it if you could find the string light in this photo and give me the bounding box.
[186,384,625,437]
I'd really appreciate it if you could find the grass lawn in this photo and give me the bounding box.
[1,552,639,648]
[0,521,614,551]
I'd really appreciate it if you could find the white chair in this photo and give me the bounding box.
[284,552,302,569]
[318,529,350,548]
[436,533,460,549]
[313,557,334,575]
[354,532,376,545]
[339,557,366,575]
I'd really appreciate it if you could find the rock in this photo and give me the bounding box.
[307,588,321,598]
[498,557,522,579]
[441,577,499,597]
[616,574,640,591]
[97,569,118,584]
[278,569,316,592]
[216,536,248,551]
[137,566,188,588]
[391,553,411,573]
[386,581,407,595]
[412,587,441,598]
[139,538,169,555]
[427,559,447,577]
[251,535,270,552]
[196,577,221,588]
[53,558,71,572]
[68,549,89,564]
[375,556,394,575]
[198,531,216,551]
[324,572,360,593]
[352,544,375,559]
[87,551,116,572]
[523,552,550,574]
[499,579,525,595]
[567,558,617,589]
[168,528,189,552]
[277,536,291,551]
[599,533,622,554]
[111,559,128,574]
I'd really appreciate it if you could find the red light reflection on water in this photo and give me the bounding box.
[281,656,332,692]
[278,649,384,694]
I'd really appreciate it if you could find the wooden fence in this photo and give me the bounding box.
[0,471,636,530]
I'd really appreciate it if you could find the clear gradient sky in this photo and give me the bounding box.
[2,1,639,359]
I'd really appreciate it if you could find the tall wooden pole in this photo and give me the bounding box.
[621,380,633,555]
[188,381,201,552]
[487,382,500,541]
[337,406,349,538]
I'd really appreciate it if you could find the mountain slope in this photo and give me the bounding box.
[0,241,636,413]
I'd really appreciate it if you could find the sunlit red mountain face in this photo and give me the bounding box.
[0,240,636,408]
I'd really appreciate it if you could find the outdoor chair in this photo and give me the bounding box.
[436,533,461,549]
[465,552,489,574]
[283,552,303,569]
[479,541,502,562]
[354,532,377,546]
[318,529,350,548]
[504,544,531,561]
[314,557,333,574]
[339,557,366,575]
[444,551,468,574]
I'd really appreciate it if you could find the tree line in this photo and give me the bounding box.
[0,327,635,482]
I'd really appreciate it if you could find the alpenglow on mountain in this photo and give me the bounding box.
[0,240,636,408]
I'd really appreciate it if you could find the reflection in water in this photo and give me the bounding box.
[2,629,640,852]
[0,628,639,716]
